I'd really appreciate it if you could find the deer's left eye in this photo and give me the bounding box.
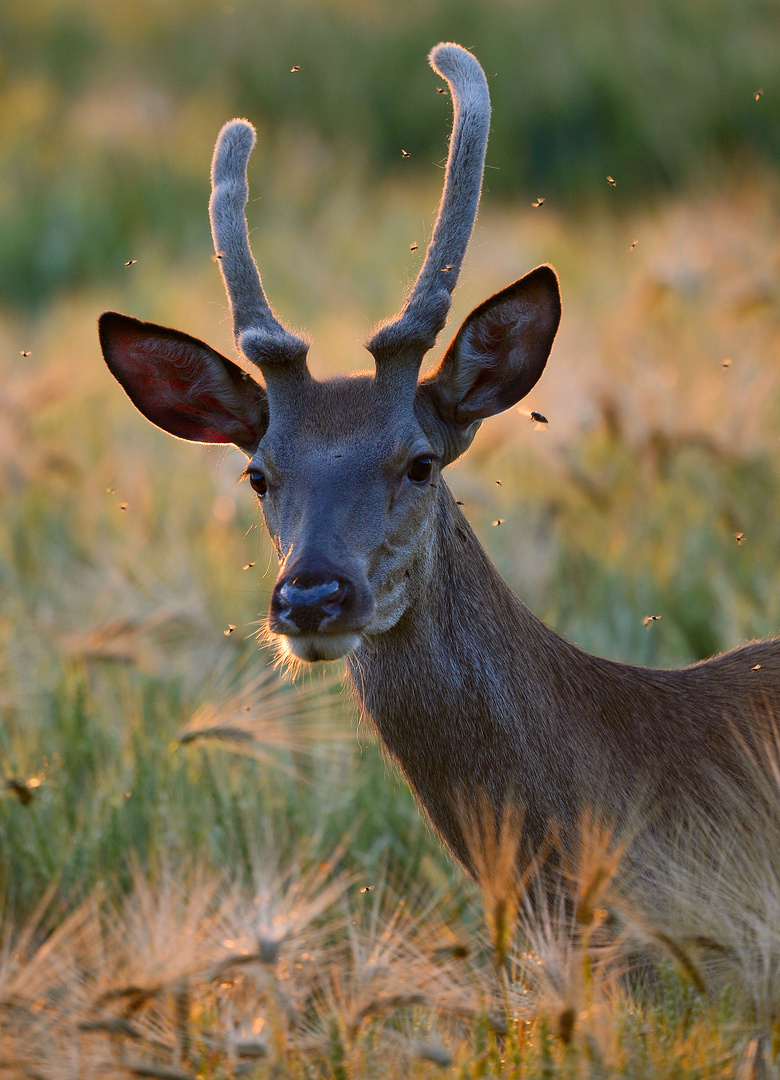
[407,456,433,484]
[249,470,268,497]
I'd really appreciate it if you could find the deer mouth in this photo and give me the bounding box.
[281,631,363,663]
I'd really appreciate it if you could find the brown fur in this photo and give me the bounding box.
[349,485,779,871]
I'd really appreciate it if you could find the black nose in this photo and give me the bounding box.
[270,571,349,634]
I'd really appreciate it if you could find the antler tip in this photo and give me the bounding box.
[367,42,491,371]
[219,117,257,144]
[212,119,257,185]
[429,42,484,82]
[429,41,466,63]
[428,42,490,127]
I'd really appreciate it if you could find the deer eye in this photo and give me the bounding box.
[249,469,267,497]
[407,456,433,484]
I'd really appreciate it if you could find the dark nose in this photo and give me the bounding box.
[270,571,350,634]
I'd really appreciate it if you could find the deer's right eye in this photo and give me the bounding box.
[249,470,268,497]
[407,456,433,484]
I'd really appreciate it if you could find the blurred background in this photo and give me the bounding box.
[0,0,779,917]
[1,0,779,308]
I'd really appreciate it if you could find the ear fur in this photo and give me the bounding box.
[99,312,268,454]
[419,265,560,461]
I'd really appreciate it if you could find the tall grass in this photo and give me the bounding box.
[4,793,780,1077]
[0,80,780,1067]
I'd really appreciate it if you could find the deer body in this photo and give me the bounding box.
[98,42,780,879]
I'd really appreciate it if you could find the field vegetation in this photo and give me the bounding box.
[2,1,780,1076]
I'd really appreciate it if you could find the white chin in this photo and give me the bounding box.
[283,632,362,662]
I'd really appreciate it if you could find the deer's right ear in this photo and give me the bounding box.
[419,266,560,462]
[99,312,268,455]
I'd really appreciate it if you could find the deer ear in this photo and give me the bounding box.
[421,266,560,454]
[99,312,268,454]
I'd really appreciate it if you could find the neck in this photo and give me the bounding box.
[347,483,593,867]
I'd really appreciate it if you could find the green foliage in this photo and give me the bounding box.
[1,0,780,306]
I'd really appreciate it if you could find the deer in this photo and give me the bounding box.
[98,43,780,888]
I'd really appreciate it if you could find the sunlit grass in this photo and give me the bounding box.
[1,800,779,1077]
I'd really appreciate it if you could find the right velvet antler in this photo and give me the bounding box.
[366,43,491,391]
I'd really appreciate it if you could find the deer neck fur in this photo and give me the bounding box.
[347,483,775,871]
[347,482,596,866]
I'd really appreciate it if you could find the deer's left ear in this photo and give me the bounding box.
[420,265,560,458]
[99,312,268,455]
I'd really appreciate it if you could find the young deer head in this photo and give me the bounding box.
[99,43,560,665]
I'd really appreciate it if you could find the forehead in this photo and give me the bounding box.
[261,373,424,458]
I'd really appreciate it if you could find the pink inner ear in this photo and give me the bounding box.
[442,267,561,424]
[100,312,266,450]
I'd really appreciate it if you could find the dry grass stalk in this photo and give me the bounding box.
[290,882,483,1071]
[567,810,628,931]
[454,790,549,971]
[176,662,347,769]
[215,849,351,977]
[59,606,202,665]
